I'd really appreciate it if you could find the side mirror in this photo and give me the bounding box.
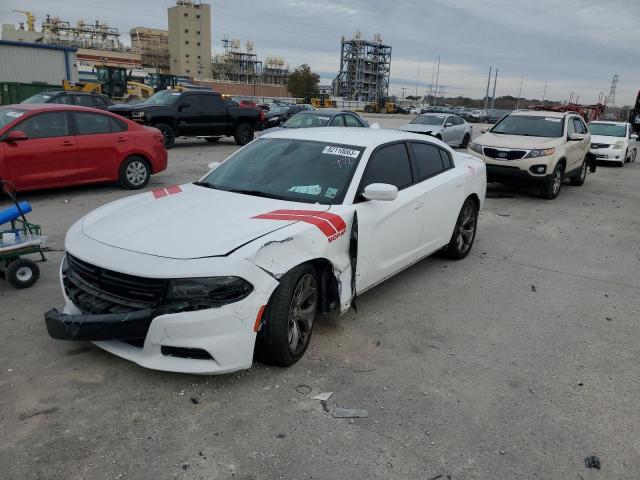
[445,123,453,127]
[631,133,638,140]
[568,133,586,141]
[4,130,28,142]
[362,183,398,202]
[207,161,221,171]
[178,102,191,111]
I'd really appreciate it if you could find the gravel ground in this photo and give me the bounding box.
[1,114,639,479]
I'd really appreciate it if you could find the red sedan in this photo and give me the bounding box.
[0,104,167,192]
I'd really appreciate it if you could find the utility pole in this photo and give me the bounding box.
[415,58,421,98]
[433,55,440,106]
[605,74,619,108]
[515,77,523,109]
[490,68,498,109]
[401,86,406,100]
[542,81,548,105]
[483,66,492,111]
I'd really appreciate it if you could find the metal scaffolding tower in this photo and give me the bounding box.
[605,74,619,108]
[332,32,392,102]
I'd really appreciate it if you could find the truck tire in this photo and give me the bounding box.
[255,264,318,367]
[119,156,150,189]
[154,123,175,149]
[6,259,39,289]
[234,123,254,146]
[541,163,564,199]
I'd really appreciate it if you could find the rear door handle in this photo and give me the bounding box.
[61,140,75,146]
[414,201,424,210]
[115,137,127,143]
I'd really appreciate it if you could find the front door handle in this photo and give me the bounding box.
[414,201,424,210]
[115,137,127,143]
[61,140,75,146]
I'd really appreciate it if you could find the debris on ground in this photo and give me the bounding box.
[275,433,286,439]
[295,384,312,395]
[332,408,368,418]
[584,455,601,469]
[320,400,330,412]
[190,397,199,405]
[19,407,59,421]
[531,285,537,292]
[312,392,333,401]
[497,213,511,217]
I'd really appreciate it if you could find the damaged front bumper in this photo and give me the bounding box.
[44,308,153,341]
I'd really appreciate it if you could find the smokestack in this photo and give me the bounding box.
[484,66,492,111]
[490,68,498,110]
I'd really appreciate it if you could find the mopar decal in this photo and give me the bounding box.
[253,209,346,242]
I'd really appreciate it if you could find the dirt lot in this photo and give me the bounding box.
[1,115,639,479]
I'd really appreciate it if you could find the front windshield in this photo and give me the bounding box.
[21,92,54,104]
[410,115,445,126]
[588,122,626,137]
[491,115,564,137]
[142,90,182,106]
[198,138,364,204]
[283,113,331,128]
[0,108,26,129]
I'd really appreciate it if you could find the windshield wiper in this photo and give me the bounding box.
[225,188,285,200]
[193,181,218,189]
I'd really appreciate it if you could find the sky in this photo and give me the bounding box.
[1,0,638,105]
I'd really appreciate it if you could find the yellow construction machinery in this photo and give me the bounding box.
[126,81,155,100]
[364,98,397,114]
[62,79,102,93]
[310,97,337,108]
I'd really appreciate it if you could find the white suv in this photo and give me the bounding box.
[469,110,591,199]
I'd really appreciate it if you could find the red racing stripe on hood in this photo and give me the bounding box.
[253,209,346,242]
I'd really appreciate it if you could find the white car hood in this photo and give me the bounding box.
[81,183,328,259]
[398,124,439,134]
[590,134,623,145]
[476,132,561,149]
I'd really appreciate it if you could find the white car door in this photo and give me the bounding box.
[354,142,424,292]
[408,142,465,257]
[442,116,457,145]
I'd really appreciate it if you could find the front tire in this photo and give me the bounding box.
[119,156,150,189]
[570,158,588,186]
[444,198,479,260]
[234,123,254,146]
[6,259,39,289]
[541,163,564,199]
[154,123,175,149]
[460,133,471,149]
[256,264,318,367]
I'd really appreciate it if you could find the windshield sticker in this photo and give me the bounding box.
[322,146,360,158]
[288,184,322,195]
[544,118,561,122]
[5,111,24,118]
[325,187,338,199]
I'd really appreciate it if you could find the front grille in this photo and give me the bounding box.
[591,143,610,149]
[483,147,527,160]
[64,254,167,315]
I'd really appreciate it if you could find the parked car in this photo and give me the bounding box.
[587,121,638,166]
[260,109,368,135]
[469,110,591,199]
[44,127,486,374]
[108,89,265,149]
[398,113,473,148]
[21,90,113,110]
[264,104,309,127]
[0,104,167,192]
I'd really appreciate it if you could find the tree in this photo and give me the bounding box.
[287,64,320,99]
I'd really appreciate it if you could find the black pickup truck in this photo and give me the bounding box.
[109,89,264,148]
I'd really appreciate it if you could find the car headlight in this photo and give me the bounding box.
[469,142,483,154]
[131,111,145,118]
[613,141,624,150]
[165,276,253,309]
[524,148,555,158]
[268,117,279,122]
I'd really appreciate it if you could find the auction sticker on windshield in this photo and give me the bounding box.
[322,146,360,158]
[6,111,24,118]
[544,118,561,122]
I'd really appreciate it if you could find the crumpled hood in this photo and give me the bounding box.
[476,131,562,149]
[81,183,329,259]
[398,124,438,134]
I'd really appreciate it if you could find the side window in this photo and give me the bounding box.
[344,115,361,127]
[439,149,453,169]
[329,115,345,127]
[53,95,73,105]
[74,95,95,108]
[578,118,588,134]
[199,94,225,114]
[361,143,413,190]
[12,112,70,139]
[410,142,446,180]
[74,112,113,135]
[455,116,465,125]
[445,116,454,126]
[571,117,585,135]
[179,94,198,113]
[109,116,127,132]
[567,118,576,136]
[92,96,106,108]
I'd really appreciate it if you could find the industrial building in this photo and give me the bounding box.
[167,0,212,76]
[130,27,170,74]
[0,40,77,86]
[333,32,392,102]
[211,38,289,86]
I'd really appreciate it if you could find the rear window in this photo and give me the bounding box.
[491,114,564,138]
[0,108,26,129]
[21,93,55,104]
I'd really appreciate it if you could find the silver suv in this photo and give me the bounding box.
[469,110,591,199]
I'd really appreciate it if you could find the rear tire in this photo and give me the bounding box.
[154,123,175,149]
[6,259,39,289]
[570,158,588,186]
[541,163,564,199]
[460,133,471,149]
[255,264,318,367]
[234,123,254,146]
[444,198,479,260]
[119,156,150,189]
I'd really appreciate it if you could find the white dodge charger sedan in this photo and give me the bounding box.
[45,128,487,374]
